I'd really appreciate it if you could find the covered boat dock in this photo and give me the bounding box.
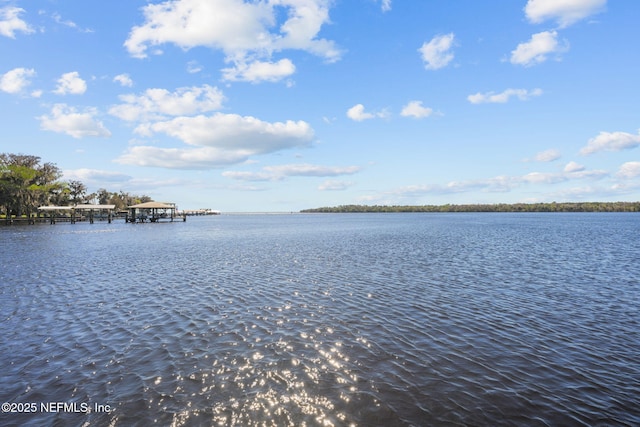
[37,204,116,224]
[126,202,185,223]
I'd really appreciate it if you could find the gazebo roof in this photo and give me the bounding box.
[128,202,175,209]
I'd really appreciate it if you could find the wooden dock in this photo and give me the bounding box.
[37,204,116,224]
[126,202,186,223]
[24,202,188,225]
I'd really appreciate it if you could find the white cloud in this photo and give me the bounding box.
[510,31,568,66]
[118,113,314,169]
[52,13,77,29]
[38,104,111,139]
[567,169,608,179]
[515,168,606,186]
[419,33,455,70]
[318,180,354,191]
[124,0,271,58]
[525,0,606,28]
[52,12,92,33]
[124,0,341,82]
[224,163,361,181]
[546,185,608,200]
[276,0,340,58]
[580,130,640,155]
[221,58,295,83]
[109,84,225,122]
[533,148,561,162]
[265,163,360,177]
[220,170,273,181]
[616,161,640,179]
[138,113,313,148]
[63,168,132,184]
[0,67,35,94]
[564,161,585,172]
[117,146,251,169]
[0,6,33,38]
[346,103,387,121]
[378,165,608,202]
[347,104,372,121]
[53,72,87,95]
[187,61,203,74]
[379,0,392,12]
[521,172,568,185]
[113,74,133,87]
[400,101,433,118]
[468,88,543,104]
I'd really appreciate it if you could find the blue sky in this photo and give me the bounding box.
[1,0,639,211]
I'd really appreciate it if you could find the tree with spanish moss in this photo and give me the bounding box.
[0,153,65,223]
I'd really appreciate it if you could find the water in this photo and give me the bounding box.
[1,213,639,426]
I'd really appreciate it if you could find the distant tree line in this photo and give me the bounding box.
[301,202,640,213]
[1,153,151,222]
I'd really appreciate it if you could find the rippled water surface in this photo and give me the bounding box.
[1,213,639,426]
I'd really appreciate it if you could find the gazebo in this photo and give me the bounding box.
[126,202,185,223]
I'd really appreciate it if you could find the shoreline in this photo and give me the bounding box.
[301,201,640,213]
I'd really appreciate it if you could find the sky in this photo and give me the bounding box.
[1,0,639,212]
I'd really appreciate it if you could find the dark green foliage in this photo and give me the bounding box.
[0,153,64,221]
[301,202,640,213]
[1,152,153,221]
[96,189,153,211]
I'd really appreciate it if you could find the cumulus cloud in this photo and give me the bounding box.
[187,61,203,74]
[0,67,35,94]
[117,146,253,169]
[136,113,312,147]
[0,6,33,38]
[53,72,87,95]
[347,104,372,121]
[377,165,608,202]
[124,0,341,83]
[532,148,561,162]
[63,168,132,184]
[346,104,387,121]
[564,161,585,172]
[125,0,271,58]
[265,163,360,178]
[400,101,433,118]
[616,161,640,179]
[109,84,225,122]
[318,180,354,191]
[419,33,455,70]
[223,163,361,181]
[516,168,606,187]
[118,113,314,169]
[521,171,568,185]
[525,0,606,28]
[221,58,295,83]
[113,73,133,87]
[510,31,568,66]
[468,88,543,104]
[38,104,111,139]
[580,130,640,155]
